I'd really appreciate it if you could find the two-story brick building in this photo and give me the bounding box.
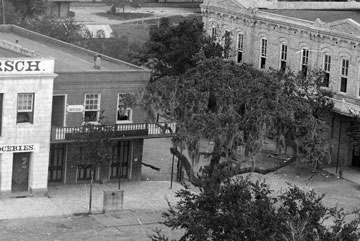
[0,25,174,197]
[201,0,360,169]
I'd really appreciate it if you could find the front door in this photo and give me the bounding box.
[12,153,30,193]
[352,145,360,167]
[110,141,130,179]
[48,144,65,182]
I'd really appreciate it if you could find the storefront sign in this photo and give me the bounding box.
[0,58,54,75]
[0,144,39,153]
[67,105,84,112]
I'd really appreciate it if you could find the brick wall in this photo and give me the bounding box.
[53,72,149,127]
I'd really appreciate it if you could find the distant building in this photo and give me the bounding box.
[210,0,360,10]
[201,0,360,169]
[0,25,174,197]
[37,0,74,18]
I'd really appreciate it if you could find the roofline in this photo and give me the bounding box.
[0,25,151,73]
[202,5,360,43]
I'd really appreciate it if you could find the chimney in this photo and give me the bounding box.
[93,55,101,69]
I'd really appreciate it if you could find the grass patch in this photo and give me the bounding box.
[96,12,154,20]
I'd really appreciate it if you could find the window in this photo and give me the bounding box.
[211,26,217,40]
[17,93,34,124]
[280,44,287,72]
[117,94,132,122]
[223,30,231,59]
[260,38,267,69]
[84,94,100,122]
[237,33,244,63]
[301,48,309,77]
[0,94,2,135]
[340,59,349,93]
[322,54,331,87]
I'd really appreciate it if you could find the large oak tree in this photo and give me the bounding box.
[143,58,333,186]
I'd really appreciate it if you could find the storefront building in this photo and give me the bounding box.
[0,25,174,197]
[201,0,360,168]
[0,41,56,196]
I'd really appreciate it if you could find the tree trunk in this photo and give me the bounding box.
[170,147,201,186]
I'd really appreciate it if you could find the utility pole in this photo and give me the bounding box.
[1,0,5,25]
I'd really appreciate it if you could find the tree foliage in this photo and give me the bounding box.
[19,17,83,43]
[150,172,360,241]
[12,0,45,19]
[0,0,21,24]
[81,30,144,65]
[143,58,333,185]
[103,0,141,14]
[143,18,223,80]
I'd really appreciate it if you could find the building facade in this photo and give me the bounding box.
[0,25,174,197]
[201,0,360,169]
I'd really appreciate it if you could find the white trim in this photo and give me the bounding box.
[322,54,331,89]
[259,37,267,69]
[279,42,287,71]
[300,47,309,74]
[339,58,349,94]
[83,93,101,123]
[116,93,133,124]
[236,32,244,63]
[53,94,67,127]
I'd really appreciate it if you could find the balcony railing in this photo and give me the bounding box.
[51,122,176,141]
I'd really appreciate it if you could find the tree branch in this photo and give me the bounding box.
[231,156,297,175]
[170,147,201,186]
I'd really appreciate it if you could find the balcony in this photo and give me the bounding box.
[51,122,176,142]
[330,97,360,117]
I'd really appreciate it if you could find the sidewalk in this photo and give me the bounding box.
[0,181,182,220]
[323,166,360,185]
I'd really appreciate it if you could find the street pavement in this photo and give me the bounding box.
[0,181,182,220]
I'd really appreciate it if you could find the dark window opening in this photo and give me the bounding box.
[280,61,286,72]
[340,77,347,93]
[322,72,330,87]
[237,51,243,63]
[260,57,266,69]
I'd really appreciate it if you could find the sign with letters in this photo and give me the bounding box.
[0,58,54,75]
[67,105,84,113]
[0,144,39,153]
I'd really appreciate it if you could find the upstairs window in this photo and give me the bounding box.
[84,94,100,122]
[260,38,267,69]
[17,93,34,124]
[117,94,132,123]
[322,54,331,88]
[340,59,349,93]
[237,33,244,63]
[301,48,309,77]
[280,44,287,72]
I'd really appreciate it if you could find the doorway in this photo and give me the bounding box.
[110,141,131,179]
[12,152,31,193]
[352,145,360,167]
[51,95,66,127]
